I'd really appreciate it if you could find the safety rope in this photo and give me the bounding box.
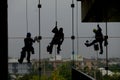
[38,0,42,79]
[76,0,79,61]
[105,0,108,75]
[26,0,28,33]
[71,0,75,66]
[54,0,58,71]
[55,0,57,26]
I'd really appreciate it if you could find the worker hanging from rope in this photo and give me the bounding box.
[18,32,39,64]
[85,24,108,54]
[47,23,64,54]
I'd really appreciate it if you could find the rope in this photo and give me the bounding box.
[105,0,108,75]
[26,0,28,33]
[54,0,58,71]
[55,0,57,24]
[76,1,79,60]
[105,18,108,75]
[38,0,41,79]
[72,0,74,35]
[71,0,75,66]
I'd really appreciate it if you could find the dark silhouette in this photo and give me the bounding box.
[18,32,36,64]
[47,26,64,54]
[85,24,104,54]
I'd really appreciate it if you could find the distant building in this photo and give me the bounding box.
[8,58,32,75]
[71,54,83,61]
[49,55,62,61]
[83,58,94,70]
[99,68,114,76]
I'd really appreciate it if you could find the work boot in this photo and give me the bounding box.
[84,40,90,47]
[27,61,31,64]
[27,59,31,64]
[47,45,50,52]
[99,51,103,54]
[47,45,52,54]
[85,43,90,47]
[57,48,61,54]
[18,59,22,64]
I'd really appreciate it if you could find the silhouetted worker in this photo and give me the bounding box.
[47,26,64,54]
[85,24,104,54]
[18,32,36,64]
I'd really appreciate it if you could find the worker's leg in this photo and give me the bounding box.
[99,41,103,54]
[18,47,26,64]
[27,51,31,63]
[85,40,97,47]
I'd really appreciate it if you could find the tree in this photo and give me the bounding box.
[103,74,120,80]
[58,62,72,80]
[48,70,66,80]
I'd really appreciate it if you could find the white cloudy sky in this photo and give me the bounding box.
[8,0,120,59]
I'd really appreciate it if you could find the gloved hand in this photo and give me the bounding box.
[34,36,38,41]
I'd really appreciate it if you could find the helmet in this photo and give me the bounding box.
[27,32,31,37]
[59,27,63,32]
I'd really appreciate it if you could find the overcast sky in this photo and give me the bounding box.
[8,0,120,60]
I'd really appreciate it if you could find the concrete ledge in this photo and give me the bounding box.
[72,67,95,80]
